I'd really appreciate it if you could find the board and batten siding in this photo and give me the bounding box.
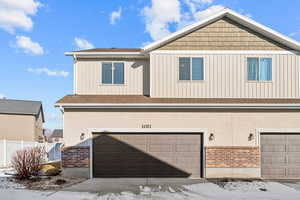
[76,59,150,95]
[150,52,300,98]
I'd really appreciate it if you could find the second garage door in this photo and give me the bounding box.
[261,134,300,179]
[92,133,202,178]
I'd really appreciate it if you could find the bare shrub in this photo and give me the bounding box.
[11,146,46,180]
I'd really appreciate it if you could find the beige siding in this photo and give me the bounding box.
[34,112,44,141]
[64,108,300,148]
[158,17,291,51]
[76,58,150,95]
[150,52,300,98]
[0,114,36,141]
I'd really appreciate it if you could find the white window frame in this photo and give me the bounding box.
[178,57,205,81]
[246,57,273,82]
[101,61,125,85]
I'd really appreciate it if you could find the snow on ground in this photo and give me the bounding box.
[0,168,14,178]
[0,180,300,200]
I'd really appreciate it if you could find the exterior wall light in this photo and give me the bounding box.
[248,133,254,141]
[80,133,85,140]
[209,133,215,141]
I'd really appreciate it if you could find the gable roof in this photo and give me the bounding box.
[0,99,45,122]
[143,8,300,52]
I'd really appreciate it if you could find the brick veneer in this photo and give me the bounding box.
[206,147,260,168]
[62,146,90,168]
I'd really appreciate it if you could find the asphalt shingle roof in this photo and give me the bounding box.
[0,99,43,120]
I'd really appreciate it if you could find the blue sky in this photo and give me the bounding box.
[0,0,300,130]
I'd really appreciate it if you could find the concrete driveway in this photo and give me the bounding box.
[63,178,207,194]
[271,180,300,191]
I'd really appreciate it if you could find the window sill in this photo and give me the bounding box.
[100,84,126,86]
[178,80,206,83]
[246,81,273,83]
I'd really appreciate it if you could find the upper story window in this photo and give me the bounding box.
[102,62,124,84]
[179,57,204,81]
[247,58,272,81]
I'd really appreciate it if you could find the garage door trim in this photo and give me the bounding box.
[90,130,205,178]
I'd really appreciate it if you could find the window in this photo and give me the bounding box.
[102,62,124,84]
[247,58,272,81]
[179,57,204,80]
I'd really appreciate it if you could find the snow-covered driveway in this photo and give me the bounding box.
[1,181,300,200]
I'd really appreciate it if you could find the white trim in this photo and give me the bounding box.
[100,61,125,85]
[151,50,300,55]
[73,55,78,94]
[87,128,208,178]
[55,103,300,109]
[178,57,205,81]
[246,57,273,82]
[143,9,300,52]
[65,52,145,56]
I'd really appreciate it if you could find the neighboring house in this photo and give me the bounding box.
[55,9,300,179]
[0,99,45,142]
[47,129,63,143]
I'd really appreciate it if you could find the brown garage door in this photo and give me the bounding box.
[92,133,202,178]
[261,134,300,179]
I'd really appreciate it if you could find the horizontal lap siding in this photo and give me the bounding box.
[150,53,299,98]
[158,18,290,51]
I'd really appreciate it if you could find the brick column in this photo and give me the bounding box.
[62,146,90,168]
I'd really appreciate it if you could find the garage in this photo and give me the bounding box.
[261,134,300,179]
[92,133,202,178]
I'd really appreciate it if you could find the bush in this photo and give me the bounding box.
[40,164,61,176]
[11,146,46,180]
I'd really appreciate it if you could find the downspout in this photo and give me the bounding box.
[73,54,77,95]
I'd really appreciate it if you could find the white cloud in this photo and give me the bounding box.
[26,67,69,77]
[0,93,6,99]
[192,5,225,21]
[0,0,41,33]
[290,29,300,37]
[74,37,94,50]
[110,7,122,25]
[184,0,213,15]
[142,0,181,41]
[15,35,44,55]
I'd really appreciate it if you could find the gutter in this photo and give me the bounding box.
[65,52,148,56]
[54,103,300,109]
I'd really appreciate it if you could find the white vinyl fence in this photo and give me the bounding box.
[0,140,63,168]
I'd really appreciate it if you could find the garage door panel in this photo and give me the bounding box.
[149,144,173,152]
[94,144,147,152]
[261,167,286,177]
[261,145,285,152]
[261,152,286,164]
[93,133,202,178]
[176,135,202,144]
[148,135,177,144]
[287,153,300,164]
[287,145,300,152]
[261,135,286,144]
[176,144,200,152]
[286,168,300,176]
[286,135,300,143]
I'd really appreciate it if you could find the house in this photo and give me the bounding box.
[47,129,63,143]
[55,8,300,179]
[0,99,45,142]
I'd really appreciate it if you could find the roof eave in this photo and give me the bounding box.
[54,103,300,109]
[65,51,148,57]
